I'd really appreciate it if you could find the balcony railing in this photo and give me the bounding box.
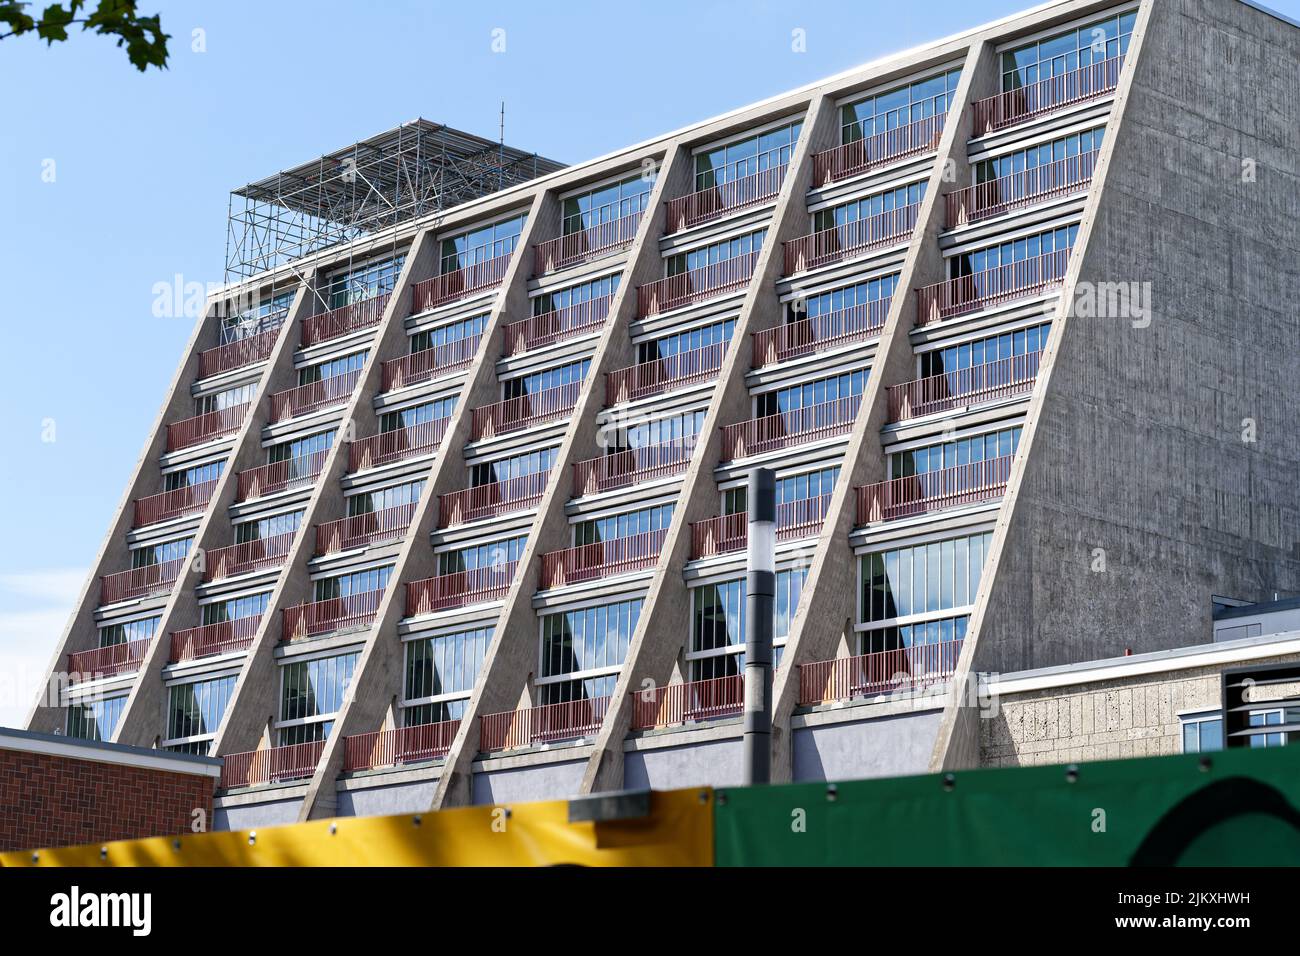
[281,589,384,641]
[690,494,834,559]
[198,327,279,379]
[752,299,890,368]
[411,253,512,312]
[606,341,726,405]
[203,531,295,582]
[571,437,695,497]
[270,369,361,422]
[972,55,1124,135]
[812,113,947,186]
[405,562,518,615]
[918,247,1071,325]
[502,294,613,356]
[169,615,261,663]
[67,637,150,681]
[438,471,549,527]
[540,528,667,589]
[783,202,921,275]
[314,502,418,555]
[132,479,218,528]
[220,740,326,790]
[380,335,480,391]
[534,211,643,275]
[470,380,582,440]
[166,403,248,452]
[631,675,744,730]
[637,250,761,317]
[888,351,1042,422]
[236,450,328,501]
[480,696,611,752]
[665,163,787,233]
[343,719,460,771]
[721,394,861,462]
[349,417,449,472]
[856,455,1013,524]
[100,557,186,605]
[799,640,963,705]
[946,150,1098,228]
[300,293,390,347]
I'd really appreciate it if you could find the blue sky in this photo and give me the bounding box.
[1,0,1296,726]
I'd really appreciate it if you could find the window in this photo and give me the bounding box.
[724,466,841,517]
[574,504,674,546]
[130,537,191,569]
[470,448,557,487]
[539,599,642,703]
[695,120,802,192]
[534,275,620,315]
[268,430,334,466]
[950,224,1079,278]
[346,479,425,517]
[98,616,159,648]
[234,510,303,544]
[440,213,527,274]
[1001,11,1137,91]
[202,592,270,626]
[67,696,127,741]
[756,369,868,417]
[298,350,367,387]
[919,323,1051,377]
[277,652,360,745]
[195,383,256,416]
[562,175,653,235]
[438,536,528,576]
[324,254,405,310]
[403,626,494,724]
[813,182,926,233]
[666,230,766,277]
[795,275,898,324]
[163,461,224,491]
[688,570,807,680]
[841,70,962,144]
[637,319,735,365]
[605,410,705,453]
[502,359,589,401]
[975,127,1105,184]
[314,566,392,603]
[165,675,237,751]
[890,426,1022,478]
[379,397,456,434]
[1180,711,1225,753]
[410,314,488,354]
[219,289,295,344]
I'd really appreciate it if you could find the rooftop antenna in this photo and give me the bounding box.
[499,101,506,190]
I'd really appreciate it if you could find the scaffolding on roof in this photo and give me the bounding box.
[224,119,566,282]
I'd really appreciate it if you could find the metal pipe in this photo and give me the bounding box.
[743,467,776,785]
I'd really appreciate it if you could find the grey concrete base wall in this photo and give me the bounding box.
[213,795,305,831]
[624,738,743,791]
[793,711,942,781]
[337,778,439,818]
[471,758,586,805]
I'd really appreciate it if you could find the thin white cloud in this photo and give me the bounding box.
[0,568,89,605]
[0,569,85,729]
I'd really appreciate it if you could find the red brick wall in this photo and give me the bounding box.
[0,747,215,852]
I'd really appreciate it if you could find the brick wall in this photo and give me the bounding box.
[0,745,216,852]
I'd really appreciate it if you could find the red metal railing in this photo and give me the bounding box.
[917,247,1072,325]
[665,164,787,233]
[169,616,261,663]
[300,293,390,347]
[411,253,512,312]
[314,502,418,555]
[783,202,920,275]
[534,211,643,275]
[690,494,834,559]
[236,450,328,501]
[198,328,279,379]
[270,369,361,422]
[281,589,384,641]
[888,351,1042,422]
[343,719,460,771]
[67,637,150,680]
[812,113,946,186]
[539,528,667,589]
[752,299,890,368]
[203,531,295,582]
[631,675,744,730]
[480,696,611,752]
[637,250,761,317]
[220,740,326,790]
[438,471,549,527]
[571,438,695,496]
[721,394,861,462]
[405,562,518,615]
[470,380,582,440]
[166,403,248,452]
[348,417,449,472]
[606,341,726,405]
[380,335,480,391]
[972,55,1124,135]
[132,479,218,528]
[946,150,1098,228]
[856,455,1013,524]
[798,640,963,705]
[502,294,613,356]
[100,557,186,605]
